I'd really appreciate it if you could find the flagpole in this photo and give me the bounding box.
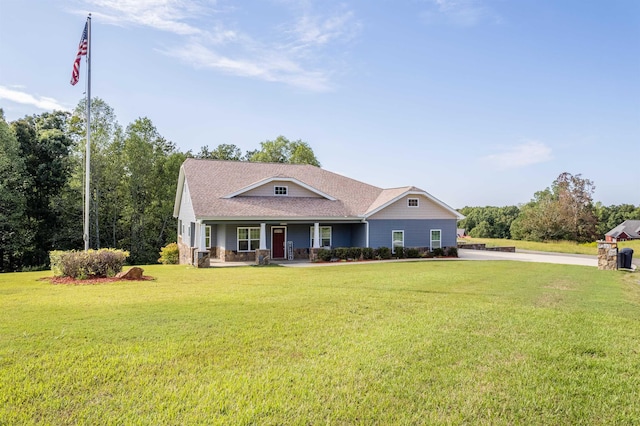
[84,14,92,251]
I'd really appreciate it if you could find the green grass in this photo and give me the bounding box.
[460,237,640,255]
[1,262,639,424]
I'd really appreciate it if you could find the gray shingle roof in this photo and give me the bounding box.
[176,158,462,220]
[606,220,640,239]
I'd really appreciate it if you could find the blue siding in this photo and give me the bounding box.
[219,222,373,251]
[351,223,367,247]
[368,219,458,249]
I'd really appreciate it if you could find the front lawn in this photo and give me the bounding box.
[1,262,639,424]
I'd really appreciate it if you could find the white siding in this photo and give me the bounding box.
[242,180,322,198]
[369,195,455,220]
[178,182,196,224]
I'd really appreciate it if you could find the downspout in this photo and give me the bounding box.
[361,218,369,248]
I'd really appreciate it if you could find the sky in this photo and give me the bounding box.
[1,0,639,209]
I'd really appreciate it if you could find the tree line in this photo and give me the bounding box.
[0,99,320,272]
[459,172,640,242]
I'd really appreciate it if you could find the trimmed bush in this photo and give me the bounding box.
[333,247,349,260]
[432,247,445,257]
[361,247,374,260]
[406,248,421,258]
[317,249,332,262]
[376,247,391,260]
[158,243,179,265]
[445,246,458,257]
[394,247,406,259]
[50,249,129,279]
[348,247,362,260]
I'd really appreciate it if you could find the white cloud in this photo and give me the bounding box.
[0,86,68,112]
[79,0,359,91]
[481,141,553,169]
[423,0,498,27]
[160,42,331,92]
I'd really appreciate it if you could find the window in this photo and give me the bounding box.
[179,220,182,236]
[310,226,332,248]
[430,229,442,249]
[274,186,288,196]
[238,227,260,251]
[408,198,419,207]
[205,226,211,248]
[392,230,404,254]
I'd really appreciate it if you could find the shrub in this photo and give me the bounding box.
[158,243,179,264]
[50,249,129,279]
[432,247,445,257]
[317,248,333,262]
[406,248,420,258]
[394,247,405,259]
[334,247,349,260]
[348,247,362,260]
[445,246,458,257]
[376,247,391,260]
[361,247,375,260]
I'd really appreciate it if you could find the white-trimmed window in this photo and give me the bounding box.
[274,186,288,196]
[408,198,419,207]
[238,227,260,251]
[205,226,212,248]
[310,226,332,248]
[430,229,442,249]
[179,220,182,236]
[392,230,404,254]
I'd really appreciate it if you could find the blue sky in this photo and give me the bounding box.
[1,0,638,208]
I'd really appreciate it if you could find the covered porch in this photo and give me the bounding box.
[192,220,368,265]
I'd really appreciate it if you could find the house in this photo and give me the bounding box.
[605,220,640,242]
[173,159,464,265]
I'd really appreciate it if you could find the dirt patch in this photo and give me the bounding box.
[41,276,154,285]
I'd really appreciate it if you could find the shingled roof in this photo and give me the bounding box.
[606,220,640,240]
[174,158,462,220]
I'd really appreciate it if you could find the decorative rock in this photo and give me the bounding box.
[116,266,144,280]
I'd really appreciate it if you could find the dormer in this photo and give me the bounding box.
[223,177,336,200]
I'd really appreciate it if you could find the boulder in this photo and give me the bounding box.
[116,266,144,280]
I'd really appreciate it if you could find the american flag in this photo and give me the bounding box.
[70,22,88,86]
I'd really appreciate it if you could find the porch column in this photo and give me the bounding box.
[259,223,267,250]
[198,222,205,251]
[313,223,320,248]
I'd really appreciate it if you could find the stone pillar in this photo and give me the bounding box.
[255,249,270,265]
[597,241,618,270]
[309,247,321,262]
[196,251,210,268]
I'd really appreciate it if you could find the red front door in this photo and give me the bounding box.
[272,227,286,258]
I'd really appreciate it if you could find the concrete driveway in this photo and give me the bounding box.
[457,248,598,267]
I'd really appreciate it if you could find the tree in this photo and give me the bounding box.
[121,117,183,264]
[0,110,32,271]
[458,205,520,239]
[196,143,243,161]
[247,136,321,166]
[70,98,124,249]
[510,172,597,242]
[553,172,597,242]
[11,111,74,266]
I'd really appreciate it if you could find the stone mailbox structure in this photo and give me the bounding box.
[597,241,618,270]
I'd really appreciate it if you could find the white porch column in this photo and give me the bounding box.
[313,223,320,248]
[259,223,267,250]
[198,222,205,251]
